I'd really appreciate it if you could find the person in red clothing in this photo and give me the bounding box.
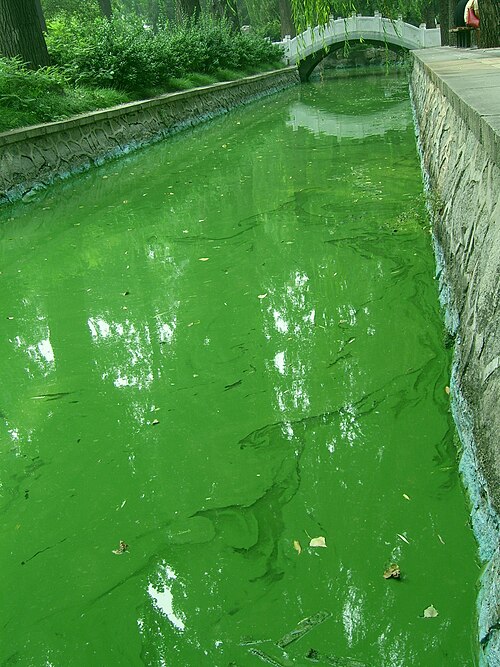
[454,0,479,26]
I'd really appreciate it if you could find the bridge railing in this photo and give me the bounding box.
[275,14,441,64]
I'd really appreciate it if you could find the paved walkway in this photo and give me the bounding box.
[412,47,500,163]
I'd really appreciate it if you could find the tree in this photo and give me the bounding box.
[35,0,47,30]
[210,0,240,30]
[437,0,452,45]
[479,0,499,47]
[0,0,51,67]
[97,0,112,17]
[178,0,200,19]
[279,0,296,37]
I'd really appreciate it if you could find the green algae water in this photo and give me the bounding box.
[0,75,479,666]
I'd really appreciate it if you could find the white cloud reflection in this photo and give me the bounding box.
[146,563,186,632]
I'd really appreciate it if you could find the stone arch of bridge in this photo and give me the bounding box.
[278,16,441,81]
[297,39,406,81]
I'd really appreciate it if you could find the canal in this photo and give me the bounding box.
[0,74,478,666]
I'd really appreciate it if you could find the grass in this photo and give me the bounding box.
[0,59,285,133]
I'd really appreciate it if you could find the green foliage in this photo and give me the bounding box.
[45,13,283,96]
[0,57,128,132]
[290,0,433,33]
[255,20,282,41]
[41,0,100,20]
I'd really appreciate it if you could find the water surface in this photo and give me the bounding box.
[0,75,478,666]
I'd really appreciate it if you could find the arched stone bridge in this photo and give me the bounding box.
[277,14,441,80]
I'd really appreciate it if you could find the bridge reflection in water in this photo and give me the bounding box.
[287,100,411,139]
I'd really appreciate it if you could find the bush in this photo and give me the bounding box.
[45,13,284,95]
[0,14,284,131]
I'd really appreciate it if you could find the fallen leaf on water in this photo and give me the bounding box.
[112,540,128,555]
[383,563,401,579]
[199,257,209,262]
[403,493,410,500]
[423,605,439,618]
[152,419,160,425]
[438,534,445,545]
[257,293,267,299]
[293,540,302,555]
[445,386,451,395]
[309,536,327,548]
[397,533,410,545]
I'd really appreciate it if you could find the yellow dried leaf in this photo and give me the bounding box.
[309,536,327,548]
[383,563,401,579]
[403,493,410,500]
[112,540,128,555]
[293,540,302,555]
[199,257,209,262]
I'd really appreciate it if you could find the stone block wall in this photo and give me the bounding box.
[0,68,299,204]
[411,49,500,666]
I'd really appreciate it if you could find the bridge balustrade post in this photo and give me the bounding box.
[419,24,426,48]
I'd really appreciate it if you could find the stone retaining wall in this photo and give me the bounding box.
[411,48,500,667]
[0,67,299,204]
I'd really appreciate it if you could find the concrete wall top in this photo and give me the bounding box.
[0,68,297,149]
[412,48,500,165]
[0,67,299,204]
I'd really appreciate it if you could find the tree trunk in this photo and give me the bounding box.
[147,0,160,29]
[425,0,438,28]
[97,0,112,18]
[178,0,200,19]
[210,0,239,30]
[279,0,296,37]
[35,0,46,32]
[479,0,500,47]
[0,0,50,67]
[438,0,454,45]
[225,0,240,31]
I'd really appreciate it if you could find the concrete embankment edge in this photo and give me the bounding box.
[0,67,300,204]
[411,47,500,667]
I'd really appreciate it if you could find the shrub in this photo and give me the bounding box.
[45,13,284,95]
